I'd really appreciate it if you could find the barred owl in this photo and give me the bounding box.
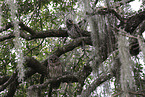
[47,54,62,78]
[66,19,82,39]
[47,55,62,96]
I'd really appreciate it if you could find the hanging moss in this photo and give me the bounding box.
[6,0,25,82]
[118,35,135,96]
[138,36,145,63]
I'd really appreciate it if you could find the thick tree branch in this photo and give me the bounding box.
[0,21,91,42]
[0,68,37,95]
[0,22,35,35]
[41,30,116,66]
[81,73,113,97]
[4,68,37,97]
[0,33,15,41]
[80,57,120,97]
[19,22,36,35]
[0,30,33,42]
[125,10,145,34]
[53,37,92,57]
[0,76,9,85]
[0,71,17,92]
[25,56,47,76]
[0,29,90,42]
[5,79,19,97]
[0,57,45,95]
[24,68,37,79]
[21,29,90,40]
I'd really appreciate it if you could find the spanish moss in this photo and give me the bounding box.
[6,0,25,82]
[138,36,145,63]
[82,0,102,72]
[118,35,135,96]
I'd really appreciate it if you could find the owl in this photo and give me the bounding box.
[66,19,82,39]
[47,54,62,78]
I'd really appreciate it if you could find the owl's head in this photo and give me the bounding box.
[66,19,73,26]
[48,54,59,63]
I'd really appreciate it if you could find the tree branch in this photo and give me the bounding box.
[129,91,145,96]
[125,10,145,34]
[4,79,19,97]
[0,32,15,41]
[19,22,36,36]
[24,39,44,56]
[81,73,113,97]
[0,76,9,85]
[4,68,37,97]
[0,71,17,92]
[87,8,125,23]
[53,37,92,57]
[0,29,90,42]
[0,23,13,33]
[25,56,47,76]
[80,57,121,97]
[28,65,92,91]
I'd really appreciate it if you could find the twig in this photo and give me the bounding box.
[73,52,85,70]
[111,92,122,97]
[0,23,13,33]
[129,91,145,96]
[111,26,138,39]
[24,39,44,56]
[87,8,125,23]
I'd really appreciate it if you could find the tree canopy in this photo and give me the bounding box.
[0,0,145,97]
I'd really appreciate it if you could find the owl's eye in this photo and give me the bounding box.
[69,20,73,24]
[50,59,53,61]
[67,19,73,24]
[50,58,56,62]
